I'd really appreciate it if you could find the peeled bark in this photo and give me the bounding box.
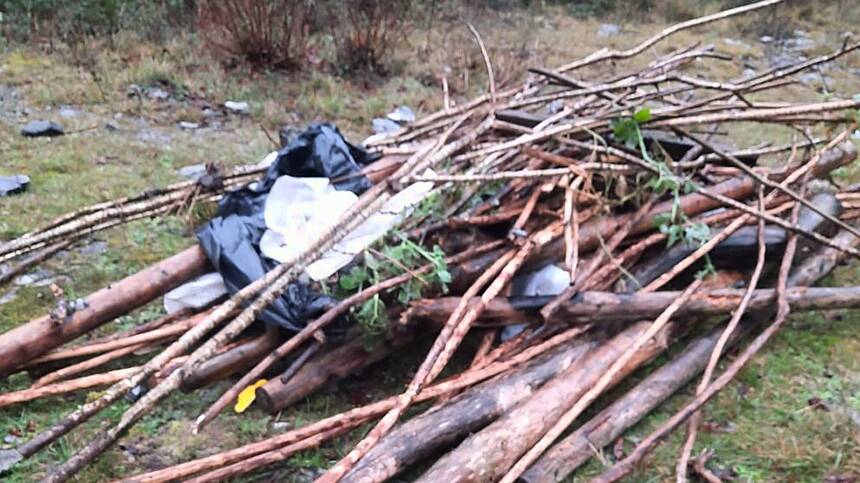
[341,338,593,483]
[0,245,209,376]
[416,320,679,482]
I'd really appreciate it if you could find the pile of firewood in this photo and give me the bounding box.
[4,1,860,481]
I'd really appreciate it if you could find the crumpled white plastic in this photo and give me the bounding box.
[259,173,435,281]
[163,272,228,314]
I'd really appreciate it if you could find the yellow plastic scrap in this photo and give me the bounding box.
[234,379,268,413]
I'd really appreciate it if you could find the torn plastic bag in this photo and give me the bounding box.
[259,172,435,281]
[195,123,372,334]
[217,123,373,218]
[502,264,570,341]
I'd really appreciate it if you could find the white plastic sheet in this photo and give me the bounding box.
[164,272,228,314]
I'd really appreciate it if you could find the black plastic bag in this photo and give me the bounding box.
[196,123,372,334]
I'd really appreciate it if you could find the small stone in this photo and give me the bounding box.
[146,87,170,101]
[224,100,250,115]
[0,289,17,306]
[58,106,78,118]
[14,268,55,287]
[0,175,29,197]
[3,435,21,445]
[598,23,621,37]
[105,122,119,131]
[386,105,415,124]
[79,240,108,256]
[270,421,292,432]
[178,164,207,180]
[178,121,199,130]
[759,35,773,43]
[372,117,401,134]
[21,120,64,137]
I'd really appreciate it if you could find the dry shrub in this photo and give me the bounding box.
[196,0,312,69]
[334,0,413,73]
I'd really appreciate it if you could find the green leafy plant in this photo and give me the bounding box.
[339,233,451,346]
[614,108,714,278]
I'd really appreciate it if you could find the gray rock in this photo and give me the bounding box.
[0,175,29,196]
[14,268,55,287]
[136,129,172,146]
[3,435,21,445]
[58,106,78,118]
[145,87,170,101]
[224,100,250,115]
[178,121,199,130]
[386,105,415,124]
[21,120,64,137]
[785,36,816,51]
[598,23,621,37]
[178,164,207,180]
[79,240,108,255]
[0,288,17,306]
[723,38,752,49]
[372,117,401,134]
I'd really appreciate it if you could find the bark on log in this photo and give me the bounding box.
[0,368,139,408]
[521,220,856,482]
[408,286,860,326]
[179,325,282,392]
[416,320,679,482]
[0,245,209,375]
[520,324,746,482]
[340,338,593,483]
[256,331,414,414]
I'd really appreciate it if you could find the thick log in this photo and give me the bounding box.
[520,324,745,482]
[408,285,860,326]
[523,222,858,482]
[180,324,283,392]
[416,320,679,482]
[0,245,209,376]
[340,338,593,483]
[256,331,414,414]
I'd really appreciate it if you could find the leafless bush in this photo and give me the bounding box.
[196,0,312,69]
[333,0,413,73]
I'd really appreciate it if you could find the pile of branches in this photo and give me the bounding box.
[4,1,860,481]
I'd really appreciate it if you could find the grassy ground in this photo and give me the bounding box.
[3,2,860,481]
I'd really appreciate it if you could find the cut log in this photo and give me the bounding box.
[180,324,283,392]
[415,320,681,482]
[340,337,593,483]
[256,330,415,414]
[408,285,860,326]
[0,245,209,376]
[523,221,858,482]
[520,323,748,482]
